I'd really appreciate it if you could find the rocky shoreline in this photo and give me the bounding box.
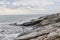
[0,13,60,40]
[14,13,60,40]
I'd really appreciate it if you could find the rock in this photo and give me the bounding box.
[35,35,47,40]
[44,32,60,40]
[38,16,60,26]
[30,35,47,40]
[38,15,48,20]
[39,20,51,26]
[16,24,57,40]
[55,38,60,40]
[11,13,60,40]
[38,13,58,19]
[20,19,42,26]
[16,31,49,40]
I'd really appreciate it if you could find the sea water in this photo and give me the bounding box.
[0,14,48,23]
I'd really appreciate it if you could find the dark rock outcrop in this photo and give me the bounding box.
[20,19,43,26]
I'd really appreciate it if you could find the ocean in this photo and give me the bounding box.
[0,14,48,23]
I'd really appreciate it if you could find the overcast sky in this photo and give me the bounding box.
[0,0,60,15]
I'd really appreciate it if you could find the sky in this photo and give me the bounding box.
[0,0,60,15]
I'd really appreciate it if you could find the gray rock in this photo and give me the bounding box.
[16,31,49,40]
[44,32,60,40]
[20,19,42,26]
[7,13,60,40]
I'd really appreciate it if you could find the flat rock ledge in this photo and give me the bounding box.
[15,13,60,40]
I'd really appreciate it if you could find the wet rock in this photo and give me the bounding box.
[20,19,42,26]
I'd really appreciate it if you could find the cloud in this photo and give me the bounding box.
[0,0,60,15]
[0,7,46,15]
[0,8,27,13]
[0,0,54,9]
[55,0,60,2]
[40,0,54,6]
